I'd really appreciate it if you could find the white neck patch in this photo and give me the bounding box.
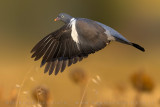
[70,18,79,44]
[70,18,76,23]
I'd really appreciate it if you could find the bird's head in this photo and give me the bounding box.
[54,13,73,24]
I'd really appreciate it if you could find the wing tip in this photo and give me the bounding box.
[40,60,46,67]
[30,49,34,53]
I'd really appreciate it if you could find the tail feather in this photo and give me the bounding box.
[132,43,145,52]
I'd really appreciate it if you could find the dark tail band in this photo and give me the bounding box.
[132,43,145,52]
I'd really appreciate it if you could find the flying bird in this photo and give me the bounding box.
[31,13,145,75]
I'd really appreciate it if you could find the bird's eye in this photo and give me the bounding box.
[61,15,64,18]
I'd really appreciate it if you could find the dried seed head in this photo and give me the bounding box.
[130,70,154,92]
[69,68,88,85]
[32,86,51,107]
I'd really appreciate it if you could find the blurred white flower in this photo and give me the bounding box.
[16,84,21,88]
[92,78,99,84]
[30,77,35,82]
[96,75,101,82]
[23,91,28,95]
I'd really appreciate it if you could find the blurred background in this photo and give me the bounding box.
[0,0,160,107]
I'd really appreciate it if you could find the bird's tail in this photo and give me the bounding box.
[114,37,145,52]
[111,34,145,52]
[131,43,145,52]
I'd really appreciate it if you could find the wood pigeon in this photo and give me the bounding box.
[31,13,145,75]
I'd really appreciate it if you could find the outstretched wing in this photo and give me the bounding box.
[31,19,110,75]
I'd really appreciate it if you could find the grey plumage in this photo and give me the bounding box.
[96,21,145,51]
[31,13,145,76]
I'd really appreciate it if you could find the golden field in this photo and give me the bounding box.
[0,0,160,107]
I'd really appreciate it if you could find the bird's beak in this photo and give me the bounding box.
[54,17,60,21]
